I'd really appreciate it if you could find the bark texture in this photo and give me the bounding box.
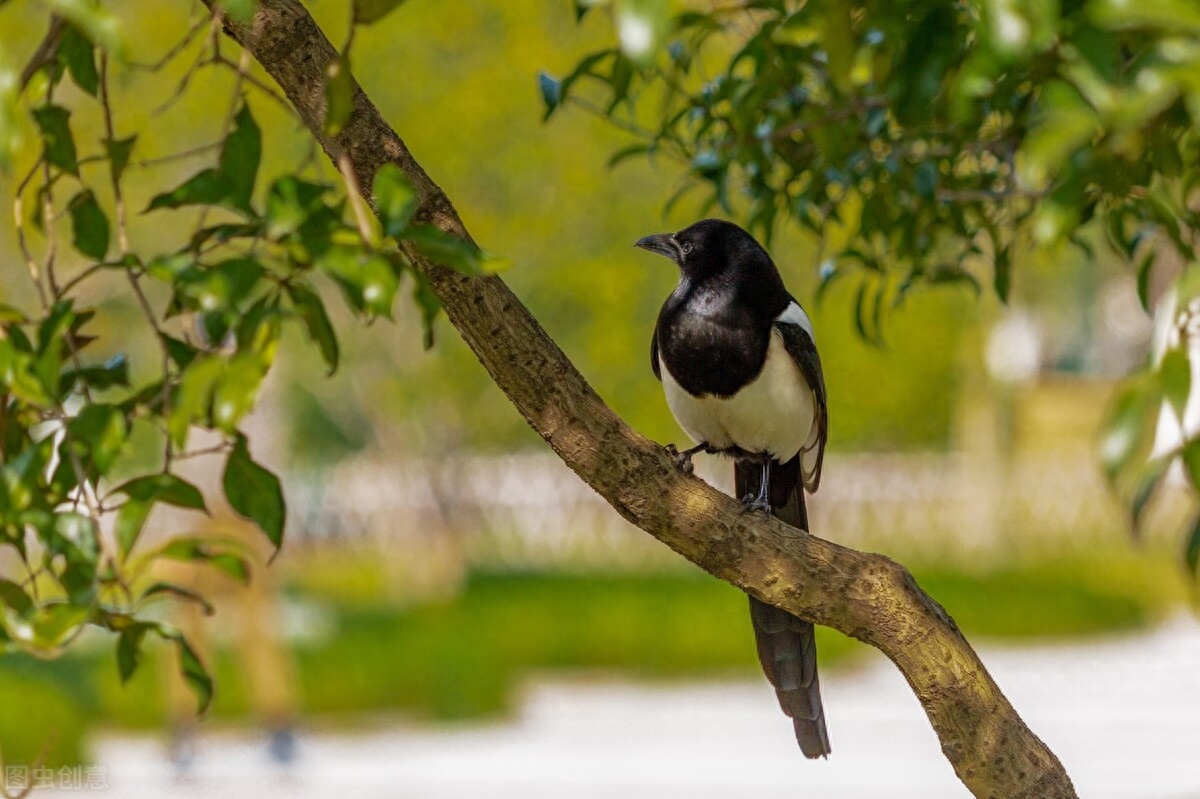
[206,3,1079,796]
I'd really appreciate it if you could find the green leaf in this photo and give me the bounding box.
[167,355,225,448]
[353,0,408,25]
[212,352,269,434]
[147,105,260,216]
[156,537,251,584]
[1161,347,1191,420]
[146,168,232,213]
[45,513,100,604]
[266,176,330,239]
[324,57,355,137]
[116,623,150,682]
[220,103,261,211]
[404,225,482,274]
[1130,457,1169,534]
[993,247,1012,304]
[68,403,127,475]
[58,23,99,96]
[373,164,417,238]
[222,434,285,549]
[31,104,79,175]
[68,189,110,260]
[174,633,214,715]
[140,582,215,615]
[61,353,129,394]
[0,579,34,616]
[1186,515,1200,576]
[1101,376,1161,485]
[104,135,136,183]
[286,283,339,373]
[412,267,440,349]
[217,0,258,23]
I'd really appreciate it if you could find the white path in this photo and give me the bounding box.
[44,616,1200,799]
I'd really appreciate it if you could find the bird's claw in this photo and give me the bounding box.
[740,493,772,515]
[665,444,696,474]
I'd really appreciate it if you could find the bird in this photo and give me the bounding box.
[636,218,830,758]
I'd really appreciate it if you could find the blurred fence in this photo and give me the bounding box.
[282,451,1164,574]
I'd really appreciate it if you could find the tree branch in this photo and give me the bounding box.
[204,2,1078,796]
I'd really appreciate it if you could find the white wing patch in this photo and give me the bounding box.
[777,301,815,343]
[659,332,817,463]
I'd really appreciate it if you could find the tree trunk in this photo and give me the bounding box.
[205,2,1079,796]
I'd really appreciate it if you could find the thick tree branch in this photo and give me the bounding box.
[205,2,1078,796]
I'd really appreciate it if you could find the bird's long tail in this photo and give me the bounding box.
[735,457,831,759]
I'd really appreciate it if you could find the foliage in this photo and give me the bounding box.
[0,0,498,720]
[543,0,1200,567]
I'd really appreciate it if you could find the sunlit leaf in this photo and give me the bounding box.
[324,56,355,137]
[373,163,417,238]
[1161,347,1190,421]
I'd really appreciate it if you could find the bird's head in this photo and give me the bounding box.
[635,219,769,279]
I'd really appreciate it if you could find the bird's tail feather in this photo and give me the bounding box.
[735,458,831,759]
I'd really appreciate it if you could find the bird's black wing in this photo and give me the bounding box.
[650,317,662,381]
[773,313,827,493]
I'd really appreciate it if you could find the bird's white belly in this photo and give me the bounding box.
[660,332,816,462]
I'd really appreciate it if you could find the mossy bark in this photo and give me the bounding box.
[205,3,1079,796]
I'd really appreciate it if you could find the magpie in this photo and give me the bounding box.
[636,218,831,758]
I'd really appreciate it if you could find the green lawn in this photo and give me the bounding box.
[0,550,1184,767]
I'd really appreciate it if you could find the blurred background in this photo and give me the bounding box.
[1,1,1198,797]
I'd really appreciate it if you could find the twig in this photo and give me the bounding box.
[17,15,66,90]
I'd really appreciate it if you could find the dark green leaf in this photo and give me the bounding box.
[116,623,150,682]
[104,135,137,183]
[68,189,110,260]
[1186,515,1200,576]
[404,225,482,274]
[373,164,417,238]
[61,353,129,393]
[1130,457,1168,534]
[58,24,99,96]
[140,582,215,615]
[412,267,440,349]
[174,633,214,715]
[1135,250,1155,313]
[287,283,339,373]
[145,168,232,213]
[0,579,34,616]
[353,0,408,25]
[994,247,1011,304]
[32,105,79,175]
[222,434,285,549]
[324,57,355,137]
[219,104,261,212]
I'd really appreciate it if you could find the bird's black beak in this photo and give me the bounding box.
[635,233,680,262]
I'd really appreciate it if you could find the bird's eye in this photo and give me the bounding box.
[679,241,693,255]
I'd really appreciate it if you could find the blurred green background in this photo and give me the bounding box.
[0,0,1191,771]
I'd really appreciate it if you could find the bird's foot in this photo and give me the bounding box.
[740,493,772,515]
[665,444,696,475]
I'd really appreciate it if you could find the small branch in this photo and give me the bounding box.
[18,15,66,90]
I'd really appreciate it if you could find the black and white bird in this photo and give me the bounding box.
[637,218,831,758]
